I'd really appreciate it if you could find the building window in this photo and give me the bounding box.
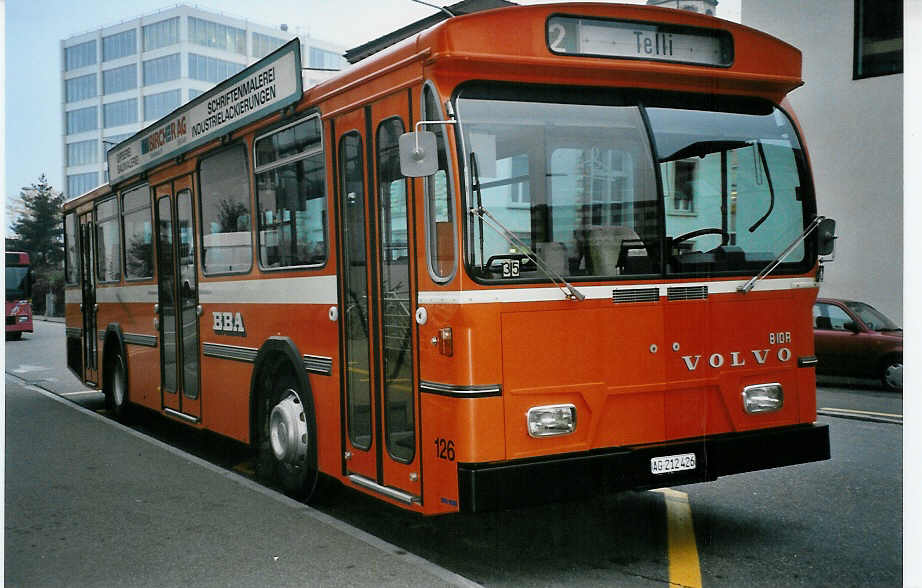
[65,40,96,71]
[189,53,244,83]
[103,98,138,128]
[854,0,902,79]
[67,140,98,166]
[66,106,98,134]
[189,88,205,101]
[254,116,327,268]
[143,17,179,51]
[67,172,99,198]
[65,74,97,103]
[144,89,181,121]
[103,29,137,61]
[143,53,180,85]
[95,197,121,282]
[103,64,137,94]
[188,17,246,54]
[309,47,345,70]
[199,146,252,274]
[253,32,286,58]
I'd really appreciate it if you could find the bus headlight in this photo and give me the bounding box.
[527,404,576,437]
[742,383,783,414]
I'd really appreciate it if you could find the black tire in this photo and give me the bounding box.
[880,356,902,392]
[259,368,337,502]
[6,332,22,341]
[105,351,131,421]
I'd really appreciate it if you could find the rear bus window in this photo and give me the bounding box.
[253,115,327,269]
[199,146,252,274]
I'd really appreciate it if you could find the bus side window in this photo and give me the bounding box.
[253,115,327,269]
[64,213,78,285]
[199,145,253,275]
[95,197,121,283]
[422,84,456,282]
[122,184,153,280]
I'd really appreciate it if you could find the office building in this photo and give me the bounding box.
[741,0,902,323]
[62,5,346,198]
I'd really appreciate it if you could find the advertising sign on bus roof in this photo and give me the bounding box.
[106,39,302,185]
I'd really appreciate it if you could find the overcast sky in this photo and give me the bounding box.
[3,0,741,202]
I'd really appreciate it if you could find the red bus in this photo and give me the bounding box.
[6,251,34,340]
[64,3,836,514]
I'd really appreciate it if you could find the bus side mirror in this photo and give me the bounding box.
[399,131,438,178]
[817,218,836,256]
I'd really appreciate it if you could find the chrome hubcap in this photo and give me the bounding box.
[269,389,308,465]
[884,363,903,390]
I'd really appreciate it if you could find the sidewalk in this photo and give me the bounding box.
[5,378,476,587]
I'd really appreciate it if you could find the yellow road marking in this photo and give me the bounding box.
[653,488,702,588]
[819,407,902,419]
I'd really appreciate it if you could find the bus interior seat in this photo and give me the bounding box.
[535,241,567,275]
[588,226,641,275]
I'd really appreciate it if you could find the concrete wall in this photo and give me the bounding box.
[741,1,903,324]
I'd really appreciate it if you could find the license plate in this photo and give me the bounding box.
[650,453,696,475]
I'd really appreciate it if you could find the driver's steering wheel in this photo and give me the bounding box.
[671,228,730,247]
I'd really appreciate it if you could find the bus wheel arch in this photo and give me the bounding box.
[102,324,130,421]
[251,337,322,500]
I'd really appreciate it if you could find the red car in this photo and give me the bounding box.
[813,298,902,391]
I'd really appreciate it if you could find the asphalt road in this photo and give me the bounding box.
[5,321,904,586]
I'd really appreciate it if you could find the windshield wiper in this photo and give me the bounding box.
[468,152,585,302]
[738,216,825,294]
[748,141,776,233]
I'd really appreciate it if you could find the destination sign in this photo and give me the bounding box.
[547,16,733,67]
[107,39,302,184]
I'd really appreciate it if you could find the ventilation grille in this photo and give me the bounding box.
[612,288,659,304]
[667,286,709,301]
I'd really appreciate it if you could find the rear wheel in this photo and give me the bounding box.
[881,357,902,392]
[105,351,131,421]
[6,332,22,341]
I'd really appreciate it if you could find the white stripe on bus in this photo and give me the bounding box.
[417,277,817,305]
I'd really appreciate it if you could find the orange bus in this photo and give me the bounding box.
[64,3,837,514]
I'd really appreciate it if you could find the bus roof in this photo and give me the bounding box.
[97,3,803,196]
[311,3,802,108]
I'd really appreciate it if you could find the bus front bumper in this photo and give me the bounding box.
[457,423,830,513]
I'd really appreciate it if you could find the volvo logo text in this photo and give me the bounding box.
[681,348,791,371]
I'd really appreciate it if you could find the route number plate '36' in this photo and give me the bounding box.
[650,453,696,475]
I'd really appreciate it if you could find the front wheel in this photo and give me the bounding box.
[881,357,902,392]
[260,371,337,502]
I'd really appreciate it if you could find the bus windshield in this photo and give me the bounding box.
[6,266,31,301]
[456,90,811,281]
